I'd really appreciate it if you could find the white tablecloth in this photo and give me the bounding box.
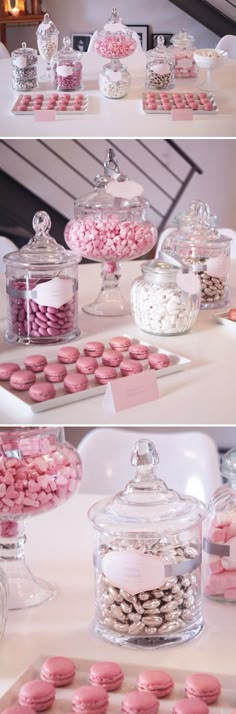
[1,53,236,137]
[0,493,236,701]
[0,262,235,425]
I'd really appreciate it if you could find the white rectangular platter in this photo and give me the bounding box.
[0,655,235,713]
[0,343,191,413]
[216,314,236,331]
[11,93,88,115]
[142,91,219,114]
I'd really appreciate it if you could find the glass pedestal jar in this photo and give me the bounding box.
[170,30,198,79]
[88,438,205,648]
[94,8,136,99]
[36,13,59,81]
[0,427,82,610]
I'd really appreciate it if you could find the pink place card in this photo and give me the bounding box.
[172,108,193,121]
[102,369,159,413]
[34,110,56,122]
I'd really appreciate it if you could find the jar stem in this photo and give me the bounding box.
[82,260,131,316]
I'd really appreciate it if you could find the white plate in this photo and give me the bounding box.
[216,314,236,331]
[0,655,235,713]
[11,93,88,115]
[142,91,219,114]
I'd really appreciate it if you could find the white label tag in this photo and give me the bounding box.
[176,270,201,295]
[56,65,73,77]
[15,55,27,69]
[31,277,74,309]
[102,550,165,595]
[105,179,144,200]
[107,69,122,82]
[104,22,126,32]
[177,58,192,69]
[152,62,170,75]
[206,255,229,279]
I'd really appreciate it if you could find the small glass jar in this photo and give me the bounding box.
[36,13,59,77]
[131,260,200,336]
[88,438,205,648]
[4,210,80,345]
[94,8,137,60]
[171,30,198,79]
[203,448,236,603]
[53,36,82,92]
[159,201,232,310]
[0,569,8,641]
[11,42,38,92]
[99,62,131,98]
[146,36,175,90]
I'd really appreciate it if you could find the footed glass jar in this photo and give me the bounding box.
[11,42,38,92]
[146,36,175,90]
[94,8,136,99]
[0,427,82,610]
[88,439,205,648]
[4,210,80,345]
[170,30,198,79]
[36,13,59,80]
[203,449,236,603]
[53,37,82,92]
[65,148,157,316]
[99,62,130,98]
[158,201,232,310]
[131,260,200,336]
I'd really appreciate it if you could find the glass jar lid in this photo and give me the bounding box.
[221,448,236,482]
[171,29,195,48]
[36,12,59,37]
[12,41,37,59]
[141,259,181,284]
[55,36,81,62]
[4,211,78,269]
[88,439,205,536]
[100,7,133,36]
[173,201,232,246]
[146,35,173,64]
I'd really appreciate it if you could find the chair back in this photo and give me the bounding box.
[0,42,10,60]
[216,35,236,59]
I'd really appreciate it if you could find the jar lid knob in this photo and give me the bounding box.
[157,35,165,48]
[103,148,127,182]
[21,42,27,50]
[32,210,51,236]
[63,36,72,49]
[44,12,50,21]
[110,7,122,23]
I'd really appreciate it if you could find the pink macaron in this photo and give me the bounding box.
[95,366,117,385]
[148,353,170,370]
[19,679,55,711]
[57,346,80,364]
[120,359,143,376]
[109,336,132,352]
[102,349,123,367]
[89,661,124,691]
[72,685,109,714]
[137,670,174,698]
[40,655,76,687]
[29,381,56,402]
[64,373,88,393]
[3,707,36,714]
[185,674,221,705]
[173,699,209,714]
[121,690,159,714]
[76,356,98,374]
[0,362,20,380]
[24,355,48,373]
[129,344,149,360]
[44,362,67,383]
[10,369,36,391]
[84,341,104,357]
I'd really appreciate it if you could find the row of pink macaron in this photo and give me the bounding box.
[3,657,228,714]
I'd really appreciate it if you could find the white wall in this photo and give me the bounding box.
[6,0,219,52]
[65,426,236,450]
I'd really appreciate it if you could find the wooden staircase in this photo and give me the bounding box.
[169,0,236,36]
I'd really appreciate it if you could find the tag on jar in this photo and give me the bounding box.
[107,69,122,82]
[103,370,159,413]
[177,58,193,69]
[56,65,73,77]
[31,277,74,309]
[15,55,27,69]
[104,22,127,32]
[105,179,144,200]
[206,255,229,279]
[176,270,201,294]
[152,62,170,75]
[102,550,166,595]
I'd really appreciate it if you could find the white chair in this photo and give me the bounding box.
[216,35,236,59]
[78,428,221,502]
[0,42,10,60]
[87,30,143,54]
[0,236,17,272]
[155,226,175,257]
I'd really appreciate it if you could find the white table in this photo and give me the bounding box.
[0,262,236,425]
[0,493,236,701]
[1,53,236,138]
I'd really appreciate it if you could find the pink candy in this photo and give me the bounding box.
[174,51,198,78]
[64,215,156,261]
[8,279,77,341]
[54,60,82,91]
[94,35,136,59]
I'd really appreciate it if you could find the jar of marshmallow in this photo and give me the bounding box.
[11,42,38,92]
[53,36,82,91]
[170,29,198,79]
[203,448,236,603]
[4,210,80,345]
[146,36,175,90]
[131,260,200,336]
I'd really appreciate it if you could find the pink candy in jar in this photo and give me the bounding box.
[65,215,156,261]
[94,34,136,59]
[171,30,198,79]
[54,37,82,92]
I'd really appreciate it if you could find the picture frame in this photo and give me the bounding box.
[126,24,149,51]
[72,33,93,53]
[151,33,173,49]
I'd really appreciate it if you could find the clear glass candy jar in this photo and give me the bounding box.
[99,62,131,98]
[203,449,236,603]
[170,30,198,79]
[53,36,82,92]
[158,201,231,310]
[36,13,59,80]
[11,42,38,92]
[65,148,157,317]
[0,427,82,609]
[131,260,200,336]
[146,36,175,90]
[0,568,8,641]
[4,210,80,345]
[88,439,205,648]
[94,7,137,60]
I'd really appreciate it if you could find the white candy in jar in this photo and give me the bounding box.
[131,282,193,335]
[99,75,129,98]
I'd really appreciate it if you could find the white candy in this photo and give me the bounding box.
[131,280,197,335]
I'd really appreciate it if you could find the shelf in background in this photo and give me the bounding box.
[0,13,43,44]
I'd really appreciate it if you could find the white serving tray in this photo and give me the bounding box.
[142,91,219,114]
[216,314,236,331]
[0,340,191,413]
[0,655,235,713]
[11,93,88,115]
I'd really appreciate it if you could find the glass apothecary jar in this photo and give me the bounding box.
[99,62,131,98]
[4,210,80,345]
[88,439,205,648]
[11,42,38,92]
[170,30,198,79]
[131,260,200,336]
[203,449,236,603]
[53,36,82,92]
[0,569,8,641]
[158,201,231,310]
[65,148,157,317]
[94,7,137,60]
[145,36,175,90]
[0,427,82,610]
[36,13,59,80]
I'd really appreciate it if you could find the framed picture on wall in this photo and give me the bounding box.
[151,33,173,49]
[126,25,149,51]
[72,33,93,52]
